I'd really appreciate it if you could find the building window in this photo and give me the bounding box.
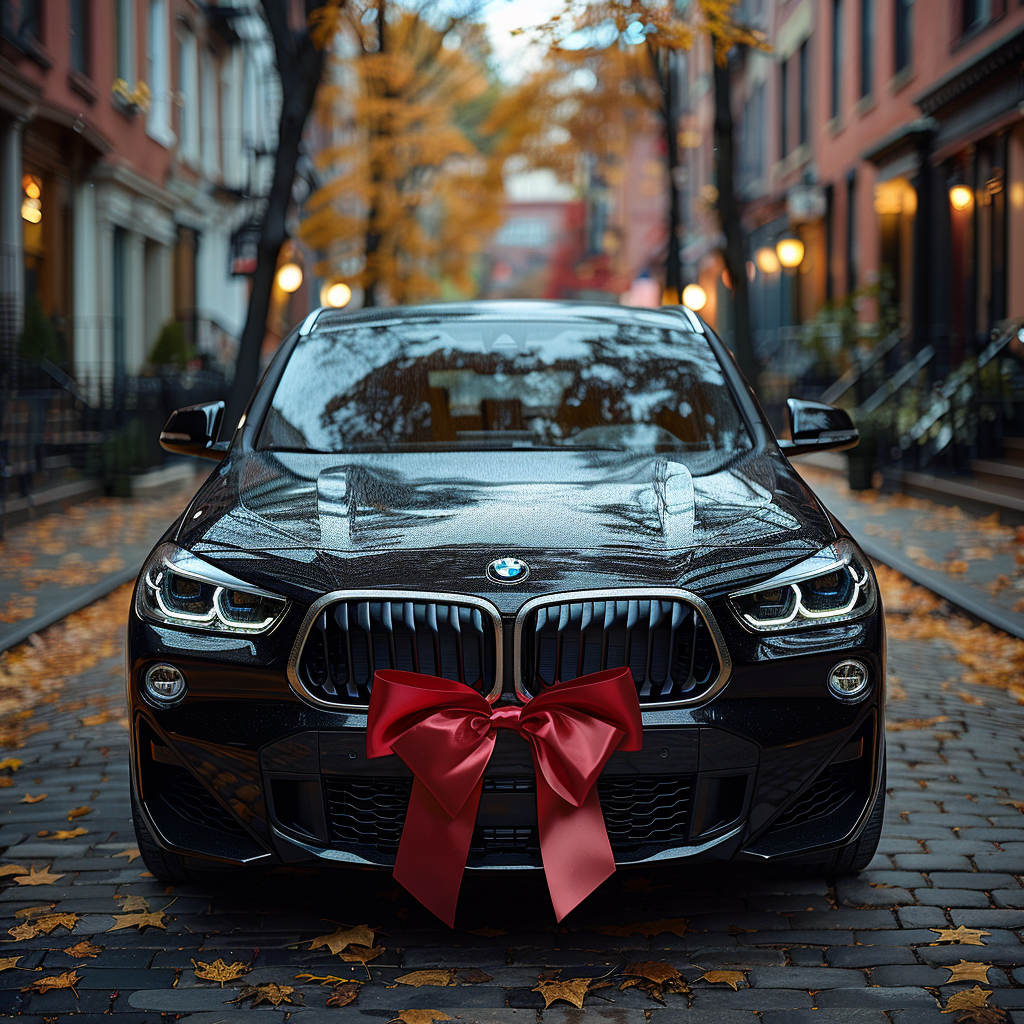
[830,0,842,120]
[146,0,172,144]
[178,28,200,164]
[779,58,789,159]
[70,0,89,74]
[798,40,809,147]
[116,0,135,83]
[962,0,992,34]
[895,0,912,74]
[859,0,873,99]
[846,169,857,293]
[4,0,41,43]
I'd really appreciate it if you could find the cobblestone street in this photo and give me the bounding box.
[0,580,1022,1023]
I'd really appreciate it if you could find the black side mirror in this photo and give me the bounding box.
[159,401,229,460]
[777,398,859,456]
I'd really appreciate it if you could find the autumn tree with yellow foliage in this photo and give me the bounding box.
[525,0,766,386]
[300,0,514,306]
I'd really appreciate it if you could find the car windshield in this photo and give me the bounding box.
[259,316,752,471]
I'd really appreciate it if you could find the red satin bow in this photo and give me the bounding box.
[365,667,642,926]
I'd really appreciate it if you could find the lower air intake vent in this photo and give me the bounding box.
[519,596,721,703]
[297,597,499,706]
[770,762,856,831]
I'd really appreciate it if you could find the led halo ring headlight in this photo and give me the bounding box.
[727,540,876,632]
[137,543,290,635]
[827,658,871,701]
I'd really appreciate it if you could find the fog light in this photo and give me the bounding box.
[828,659,870,700]
[144,663,186,705]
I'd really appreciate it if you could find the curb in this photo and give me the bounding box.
[0,560,144,655]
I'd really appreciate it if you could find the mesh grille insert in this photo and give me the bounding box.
[520,597,720,703]
[299,598,498,705]
[323,774,695,855]
[770,762,856,831]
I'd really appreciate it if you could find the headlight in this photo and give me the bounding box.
[728,540,875,631]
[137,543,289,634]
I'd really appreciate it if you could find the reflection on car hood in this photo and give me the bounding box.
[179,448,833,562]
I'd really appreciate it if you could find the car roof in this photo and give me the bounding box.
[299,299,707,337]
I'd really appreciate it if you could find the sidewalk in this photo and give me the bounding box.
[797,461,1024,640]
[0,467,206,652]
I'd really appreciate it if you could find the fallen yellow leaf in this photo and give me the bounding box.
[113,847,141,863]
[14,865,64,886]
[0,758,23,772]
[308,924,375,954]
[388,1012,452,1024]
[533,978,591,1009]
[230,983,296,1007]
[941,985,993,1013]
[63,941,102,958]
[623,962,683,985]
[394,969,455,987]
[20,793,46,804]
[0,863,28,877]
[338,944,385,963]
[192,958,251,987]
[886,715,949,732]
[65,806,92,821]
[327,981,362,1006]
[0,956,21,972]
[107,910,166,932]
[930,926,990,946]
[943,960,992,984]
[22,970,80,995]
[115,895,150,912]
[45,828,88,841]
[701,969,747,990]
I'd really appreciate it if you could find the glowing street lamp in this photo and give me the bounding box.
[755,246,780,274]
[276,261,303,293]
[682,283,707,311]
[949,184,973,211]
[321,281,352,308]
[775,235,805,269]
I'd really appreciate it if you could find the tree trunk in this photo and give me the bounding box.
[224,1,327,433]
[712,50,759,393]
[362,0,387,309]
[663,51,682,304]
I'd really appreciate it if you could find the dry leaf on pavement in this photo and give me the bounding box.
[20,793,46,803]
[8,922,39,941]
[701,970,747,990]
[0,758,23,772]
[942,986,993,1013]
[0,864,28,877]
[388,1011,452,1024]
[22,970,80,995]
[65,806,92,821]
[943,961,993,984]
[14,865,64,885]
[107,909,166,932]
[532,978,591,1009]
[307,923,375,954]
[30,912,79,934]
[293,974,357,986]
[338,944,385,963]
[596,918,688,939]
[0,956,22,972]
[998,800,1024,813]
[192,959,251,987]
[229,983,297,1007]
[113,847,141,862]
[623,962,684,986]
[115,895,150,912]
[44,828,88,841]
[395,969,455,987]
[930,926,990,946]
[63,941,102,958]
[327,982,362,1006]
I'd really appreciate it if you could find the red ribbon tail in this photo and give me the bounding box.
[535,777,616,922]
[393,777,482,928]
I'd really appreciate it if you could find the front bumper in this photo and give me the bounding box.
[129,635,885,872]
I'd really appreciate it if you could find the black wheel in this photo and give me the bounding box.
[801,757,886,876]
[130,786,209,884]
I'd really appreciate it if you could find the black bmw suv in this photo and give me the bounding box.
[128,301,885,894]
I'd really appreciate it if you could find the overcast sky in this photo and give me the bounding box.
[482,0,564,79]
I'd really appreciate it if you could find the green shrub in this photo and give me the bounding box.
[19,294,67,366]
[148,320,194,370]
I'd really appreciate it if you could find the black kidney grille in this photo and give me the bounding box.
[323,774,694,856]
[769,762,856,832]
[521,598,719,703]
[299,599,497,704]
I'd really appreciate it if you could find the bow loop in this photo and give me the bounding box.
[366,667,642,926]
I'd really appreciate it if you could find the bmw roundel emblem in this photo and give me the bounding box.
[486,556,530,585]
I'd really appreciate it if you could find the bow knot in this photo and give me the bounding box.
[366,668,642,926]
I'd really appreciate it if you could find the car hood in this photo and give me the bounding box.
[177,448,837,600]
